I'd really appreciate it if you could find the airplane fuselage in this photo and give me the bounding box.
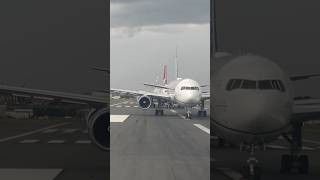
[163,78,202,108]
[212,55,293,145]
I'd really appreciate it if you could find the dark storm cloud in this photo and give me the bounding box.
[111,0,209,27]
[0,0,107,93]
[215,0,320,97]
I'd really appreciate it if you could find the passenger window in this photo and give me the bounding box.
[241,80,256,89]
[186,87,191,90]
[181,86,185,90]
[191,87,196,90]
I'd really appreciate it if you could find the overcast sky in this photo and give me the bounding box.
[0,1,107,93]
[215,0,320,97]
[110,0,210,90]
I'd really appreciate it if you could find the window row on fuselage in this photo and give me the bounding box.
[180,86,200,91]
[226,79,286,92]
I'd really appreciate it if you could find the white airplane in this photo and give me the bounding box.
[212,53,320,179]
[111,54,209,119]
[0,69,109,151]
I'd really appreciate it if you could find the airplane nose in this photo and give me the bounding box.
[184,91,200,104]
[230,94,290,134]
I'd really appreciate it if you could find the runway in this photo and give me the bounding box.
[211,127,320,180]
[0,117,108,180]
[110,98,210,180]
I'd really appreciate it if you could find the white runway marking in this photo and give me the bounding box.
[193,124,210,134]
[125,105,131,108]
[82,130,88,134]
[111,115,130,122]
[133,106,139,108]
[216,168,243,180]
[0,168,63,180]
[20,139,40,144]
[111,101,128,106]
[48,140,65,144]
[116,105,122,108]
[0,122,70,143]
[42,129,59,133]
[62,129,78,133]
[75,140,92,144]
[129,102,134,104]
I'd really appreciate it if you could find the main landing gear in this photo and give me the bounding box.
[281,121,309,174]
[155,109,164,116]
[198,99,207,117]
[155,99,164,116]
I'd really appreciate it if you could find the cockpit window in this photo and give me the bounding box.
[258,80,273,89]
[226,79,286,92]
[242,80,256,89]
[181,86,199,91]
[226,79,243,91]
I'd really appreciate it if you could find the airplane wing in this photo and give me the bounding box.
[292,98,320,122]
[201,92,210,100]
[143,83,173,90]
[0,85,107,108]
[111,88,171,100]
[290,74,320,81]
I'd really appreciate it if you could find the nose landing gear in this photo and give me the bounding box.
[241,144,262,180]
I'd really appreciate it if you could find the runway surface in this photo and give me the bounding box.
[0,117,108,180]
[211,126,320,180]
[110,98,210,180]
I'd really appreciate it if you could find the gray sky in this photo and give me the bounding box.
[111,0,210,90]
[215,0,320,97]
[0,1,107,93]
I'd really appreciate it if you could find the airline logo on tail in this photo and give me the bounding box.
[163,65,168,85]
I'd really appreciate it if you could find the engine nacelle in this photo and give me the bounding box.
[87,108,109,151]
[137,95,152,109]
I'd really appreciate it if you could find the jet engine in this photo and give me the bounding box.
[138,95,152,109]
[87,108,109,151]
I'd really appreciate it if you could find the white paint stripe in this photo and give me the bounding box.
[42,129,59,133]
[210,136,219,140]
[110,101,128,106]
[302,139,320,145]
[48,140,65,144]
[302,146,315,150]
[266,144,288,150]
[0,168,63,180]
[217,168,243,180]
[129,102,134,104]
[75,140,91,144]
[116,105,122,108]
[82,130,88,134]
[133,106,139,108]
[62,129,78,133]
[110,115,130,122]
[125,105,131,108]
[0,122,70,143]
[20,139,40,143]
[193,124,210,134]
[177,113,187,119]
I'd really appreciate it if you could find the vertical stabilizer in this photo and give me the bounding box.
[163,65,168,85]
[175,47,179,80]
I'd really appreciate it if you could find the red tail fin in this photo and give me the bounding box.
[163,65,168,85]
